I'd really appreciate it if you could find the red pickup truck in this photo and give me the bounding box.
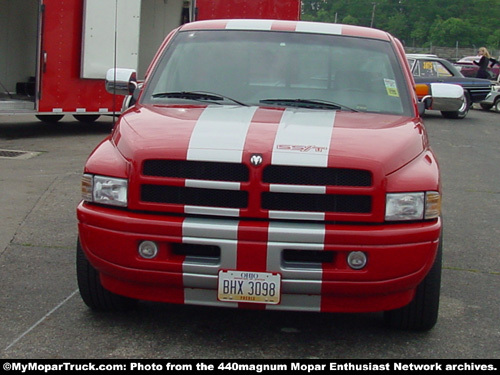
[77,20,464,331]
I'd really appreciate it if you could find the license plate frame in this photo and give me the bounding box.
[217,270,281,304]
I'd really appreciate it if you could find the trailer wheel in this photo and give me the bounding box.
[383,238,442,331]
[36,115,64,123]
[76,239,136,312]
[73,114,100,123]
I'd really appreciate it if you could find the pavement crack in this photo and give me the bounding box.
[4,289,79,352]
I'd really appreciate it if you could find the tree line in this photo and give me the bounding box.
[301,0,500,52]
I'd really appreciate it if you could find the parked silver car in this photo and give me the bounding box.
[480,85,500,112]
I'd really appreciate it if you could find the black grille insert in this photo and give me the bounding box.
[143,160,249,182]
[141,185,248,208]
[172,243,220,258]
[263,165,372,186]
[283,249,334,264]
[262,192,371,213]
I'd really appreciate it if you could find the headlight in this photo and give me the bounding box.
[82,174,128,207]
[385,192,440,221]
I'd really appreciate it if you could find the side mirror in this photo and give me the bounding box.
[105,68,137,96]
[121,83,143,111]
[416,83,465,112]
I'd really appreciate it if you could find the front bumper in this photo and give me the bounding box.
[480,90,500,105]
[77,202,441,313]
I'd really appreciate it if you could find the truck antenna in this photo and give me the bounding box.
[112,0,118,125]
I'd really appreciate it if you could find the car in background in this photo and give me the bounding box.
[480,77,500,112]
[480,90,500,112]
[407,54,492,119]
[454,56,500,80]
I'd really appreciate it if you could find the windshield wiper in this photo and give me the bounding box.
[260,98,358,111]
[152,91,248,106]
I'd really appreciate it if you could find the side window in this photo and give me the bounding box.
[434,62,453,77]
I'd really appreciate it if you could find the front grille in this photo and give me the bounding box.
[262,192,371,213]
[143,160,249,182]
[263,165,372,186]
[139,160,375,218]
[141,185,248,208]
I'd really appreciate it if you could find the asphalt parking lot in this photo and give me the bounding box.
[0,109,499,359]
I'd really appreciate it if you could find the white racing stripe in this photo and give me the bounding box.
[185,206,240,217]
[182,218,239,304]
[187,106,258,163]
[266,221,325,311]
[226,19,274,30]
[185,106,255,218]
[272,109,336,167]
[268,221,326,244]
[295,22,343,35]
[182,217,239,241]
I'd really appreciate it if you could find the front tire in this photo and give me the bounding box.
[76,239,136,311]
[494,98,500,113]
[384,238,442,331]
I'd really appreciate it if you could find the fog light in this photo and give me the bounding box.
[138,241,158,259]
[347,251,367,270]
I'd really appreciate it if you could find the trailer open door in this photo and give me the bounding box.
[82,0,196,80]
[0,0,40,113]
[81,0,141,80]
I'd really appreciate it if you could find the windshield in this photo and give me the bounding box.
[142,30,412,116]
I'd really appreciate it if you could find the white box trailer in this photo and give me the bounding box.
[0,0,299,123]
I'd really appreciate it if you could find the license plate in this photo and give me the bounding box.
[217,270,281,304]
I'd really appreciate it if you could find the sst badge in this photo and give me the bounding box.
[217,270,281,304]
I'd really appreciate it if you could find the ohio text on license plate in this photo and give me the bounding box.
[217,270,281,304]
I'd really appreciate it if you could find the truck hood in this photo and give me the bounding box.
[113,105,426,175]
